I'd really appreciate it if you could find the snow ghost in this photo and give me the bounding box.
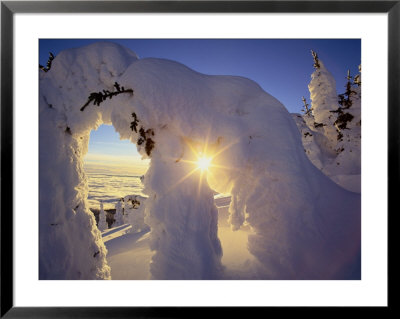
[113,199,124,227]
[123,195,148,233]
[39,42,360,280]
[98,201,108,232]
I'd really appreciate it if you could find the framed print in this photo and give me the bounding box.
[1,0,396,317]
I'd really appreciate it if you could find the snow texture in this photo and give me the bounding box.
[40,42,361,280]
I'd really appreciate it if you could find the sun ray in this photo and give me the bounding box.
[211,137,241,160]
[178,159,200,165]
[182,137,201,159]
[165,133,246,197]
[209,163,239,172]
[202,126,212,156]
[166,167,199,194]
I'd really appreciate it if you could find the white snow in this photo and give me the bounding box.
[103,201,257,280]
[39,42,361,280]
[97,201,108,231]
[122,195,148,233]
[308,60,340,150]
[292,59,361,193]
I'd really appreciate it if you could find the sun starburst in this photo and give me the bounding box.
[165,135,240,197]
[196,156,212,171]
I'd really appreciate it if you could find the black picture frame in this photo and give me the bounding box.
[1,1,396,317]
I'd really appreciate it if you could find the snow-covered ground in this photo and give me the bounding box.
[102,225,153,280]
[103,198,257,280]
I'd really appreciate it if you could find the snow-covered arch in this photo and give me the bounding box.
[39,42,360,280]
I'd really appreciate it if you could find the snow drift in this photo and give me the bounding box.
[39,42,361,280]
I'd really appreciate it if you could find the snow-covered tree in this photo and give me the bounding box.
[113,198,124,227]
[324,68,361,182]
[308,51,341,152]
[123,195,148,233]
[292,54,361,193]
[98,201,108,231]
[291,113,324,170]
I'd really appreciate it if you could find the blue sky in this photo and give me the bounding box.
[39,39,360,170]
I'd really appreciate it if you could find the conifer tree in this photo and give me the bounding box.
[333,66,361,166]
[301,96,312,116]
[308,51,340,151]
[298,54,361,191]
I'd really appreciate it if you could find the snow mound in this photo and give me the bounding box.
[40,42,360,280]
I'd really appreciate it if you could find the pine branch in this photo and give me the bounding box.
[80,82,133,111]
[80,83,155,156]
[135,125,155,156]
[311,50,320,69]
[39,52,55,72]
[130,112,139,133]
[301,96,313,116]
[334,112,354,130]
[314,122,325,128]
[337,77,357,109]
[145,138,155,156]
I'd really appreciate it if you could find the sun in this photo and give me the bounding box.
[197,156,212,171]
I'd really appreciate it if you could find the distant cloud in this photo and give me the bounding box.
[84,153,150,175]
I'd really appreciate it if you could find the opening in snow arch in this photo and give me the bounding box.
[39,43,361,280]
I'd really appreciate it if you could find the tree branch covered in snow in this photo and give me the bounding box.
[39,52,55,72]
[80,82,133,111]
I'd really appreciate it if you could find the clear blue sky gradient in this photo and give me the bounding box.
[39,39,361,161]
